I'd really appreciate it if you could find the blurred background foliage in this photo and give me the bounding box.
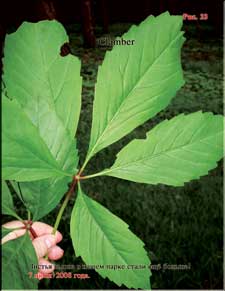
[2,7,223,290]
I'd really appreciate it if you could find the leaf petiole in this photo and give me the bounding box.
[52,176,78,235]
[27,210,31,221]
[80,169,110,180]
[14,213,24,222]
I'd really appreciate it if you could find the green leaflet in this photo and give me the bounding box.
[3,20,82,138]
[2,232,38,289]
[17,177,71,220]
[2,180,20,219]
[86,11,185,164]
[102,112,224,186]
[70,184,151,289]
[2,20,80,182]
[2,96,74,181]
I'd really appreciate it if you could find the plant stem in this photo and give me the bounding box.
[22,220,38,238]
[79,153,92,173]
[14,213,24,222]
[52,175,78,235]
[29,226,38,238]
[80,169,110,180]
[27,210,31,221]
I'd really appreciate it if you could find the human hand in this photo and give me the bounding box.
[2,220,64,278]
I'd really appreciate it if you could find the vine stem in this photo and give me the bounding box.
[21,220,38,238]
[52,174,79,235]
[29,225,38,238]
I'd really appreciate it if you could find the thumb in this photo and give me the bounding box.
[32,235,56,258]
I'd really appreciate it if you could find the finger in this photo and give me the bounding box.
[2,220,24,229]
[32,222,62,243]
[1,220,26,244]
[32,234,57,258]
[47,246,64,261]
[38,258,55,274]
[2,228,26,244]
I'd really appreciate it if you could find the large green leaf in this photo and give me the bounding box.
[3,20,82,138]
[2,96,74,181]
[70,184,151,289]
[86,12,185,164]
[2,20,80,182]
[2,180,20,219]
[2,232,38,289]
[102,112,224,186]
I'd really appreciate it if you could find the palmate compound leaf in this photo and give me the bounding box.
[70,184,151,289]
[85,11,185,164]
[101,112,224,186]
[2,232,39,289]
[2,180,20,219]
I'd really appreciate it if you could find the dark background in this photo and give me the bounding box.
[1,0,223,289]
[0,0,223,29]
[0,0,223,45]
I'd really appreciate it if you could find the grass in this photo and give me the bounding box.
[4,22,223,289]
